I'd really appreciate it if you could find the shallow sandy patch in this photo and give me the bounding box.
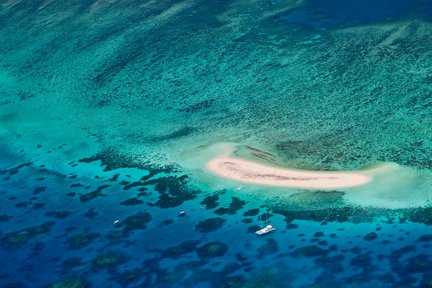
[206,155,372,190]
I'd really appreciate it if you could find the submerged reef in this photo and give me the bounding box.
[363,232,378,241]
[68,233,100,249]
[79,148,176,174]
[200,194,220,209]
[294,245,329,258]
[1,222,54,248]
[195,217,227,233]
[91,252,125,270]
[161,240,201,259]
[214,197,248,215]
[196,242,229,258]
[119,212,152,232]
[257,238,279,257]
[120,197,144,206]
[48,277,88,288]
[273,203,432,226]
[79,184,111,203]
[149,175,199,208]
[80,148,199,208]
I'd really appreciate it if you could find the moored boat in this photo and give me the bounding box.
[255,224,275,235]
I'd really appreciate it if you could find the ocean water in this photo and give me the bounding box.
[1,0,432,287]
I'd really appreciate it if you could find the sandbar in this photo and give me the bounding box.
[206,155,372,190]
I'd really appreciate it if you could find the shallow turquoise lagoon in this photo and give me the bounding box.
[1,1,432,287]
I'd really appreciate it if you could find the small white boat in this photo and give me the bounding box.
[178,210,187,217]
[255,224,275,235]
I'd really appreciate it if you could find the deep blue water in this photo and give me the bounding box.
[281,0,432,28]
[2,151,432,288]
[1,1,432,287]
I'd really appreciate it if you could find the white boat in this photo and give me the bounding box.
[255,224,276,235]
[255,213,275,235]
[178,210,187,217]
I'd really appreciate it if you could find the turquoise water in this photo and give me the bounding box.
[1,1,432,287]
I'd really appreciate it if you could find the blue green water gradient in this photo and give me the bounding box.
[1,0,432,287]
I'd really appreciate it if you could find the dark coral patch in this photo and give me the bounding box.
[70,183,85,188]
[162,240,201,259]
[417,234,432,242]
[91,252,125,270]
[287,223,299,229]
[149,175,198,208]
[274,206,370,223]
[82,154,188,208]
[257,238,279,256]
[45,211,74,219]
[406,254,432,273]
[79,148,175,174]
[106,229,130,241]
[79,184,110,202]
[155,193,193,208]
[196,217,226,233]
[120,212,152,232]
[32,186,46,195]
[48,277,88,288]
[200,195,219,209]
[220,263,242,275]
[273,202,432,226]
[1,222,54,248]
[258,212,273,220]
[241,218,253,224]
[227,197,247,214]
[212,275,247,288]
[154,265,189,286]
[350,254,372,268]
[196,242,228,258]
[68,233,100,249]
[161,219,174,226]
[243,208,260,217]
[294,245,329,257]
[108,174,120,182]
[120,198,144,206]
[363,232,378,241]
[0,214,12,222]
[0,162,32,176]
[84,208,98,219]
[120,180,147,191]
[213,197,247,215]
[117,268,146,286]
[214,207,228,215]
[32,203,46,210]
[315,254,345,273]
[408,207,432,225]
[15,202,28,208]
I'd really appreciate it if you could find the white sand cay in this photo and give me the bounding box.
[206,155,373,189]
[171,142,432,208]
[200,142,395,190]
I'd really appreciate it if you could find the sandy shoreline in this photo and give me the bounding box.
[206,155,372,190]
